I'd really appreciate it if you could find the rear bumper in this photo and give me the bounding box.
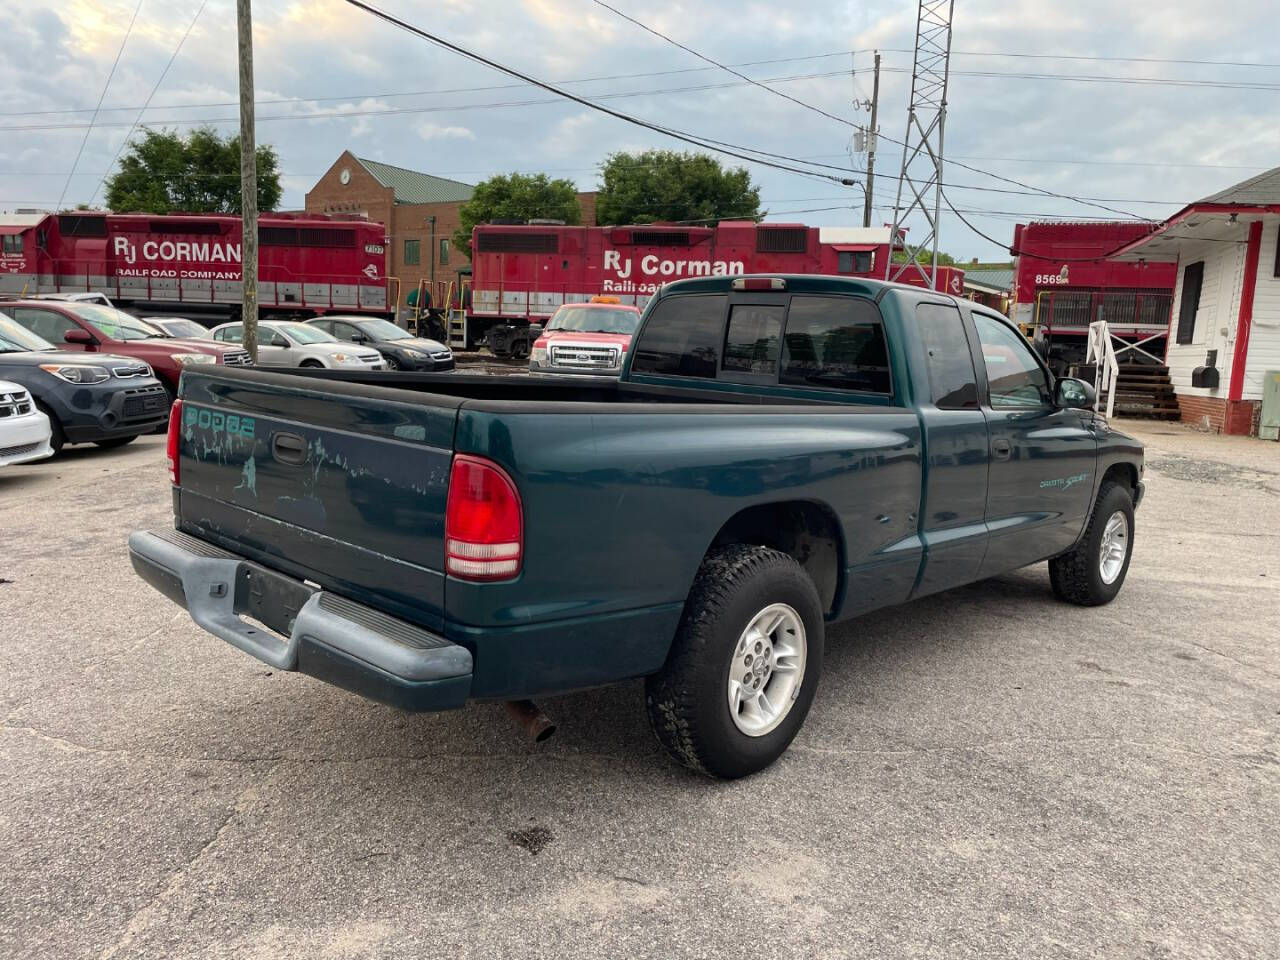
[128,529,472,711]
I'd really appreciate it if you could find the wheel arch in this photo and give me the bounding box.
[703,499,845,616]
[1101,461,1138,496]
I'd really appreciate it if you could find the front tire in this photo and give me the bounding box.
[385,355,401,371]
[35,402,65,455]
[1049,481,1135,606]
[645,545,824,779]
[299,359,324,368]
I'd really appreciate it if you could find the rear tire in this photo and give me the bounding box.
[1049,481,1135,606]
[645,544,824,779]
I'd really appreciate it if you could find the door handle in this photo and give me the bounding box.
[992,438,1012,461]
[271,431,307,465]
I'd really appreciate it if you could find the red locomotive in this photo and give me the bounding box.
[0,211,389,318]
[445,221,964,353]
[1011,221,1176,368]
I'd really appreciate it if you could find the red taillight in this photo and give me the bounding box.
[166,398,182,485]
[445,454,523,581]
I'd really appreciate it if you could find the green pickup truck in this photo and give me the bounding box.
[129,275,1144,778]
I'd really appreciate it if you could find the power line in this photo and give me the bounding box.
[590,0,857,131]
[878,64,1280,91]
[89,0,208,207]
[55,0,144,212]
[503,3,1153,224]
[0,69,859,134]
[937,49,1280,69]
[340,0,857,187]
[0,51,868,119]
[940,191,1242,260]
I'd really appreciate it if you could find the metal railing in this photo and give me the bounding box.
[1086,321,1120,419]
[1034,288,1172,331]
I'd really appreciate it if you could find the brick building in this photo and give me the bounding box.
[306,152,597,309]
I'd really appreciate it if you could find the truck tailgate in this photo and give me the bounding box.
[175,369,459,630]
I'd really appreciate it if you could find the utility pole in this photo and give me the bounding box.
[237,0,259,361]
[862,51,880,228]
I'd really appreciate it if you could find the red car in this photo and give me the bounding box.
[0,300,249,402]
[528,299,643,377]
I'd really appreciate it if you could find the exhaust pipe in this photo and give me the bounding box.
[504,699,556,743]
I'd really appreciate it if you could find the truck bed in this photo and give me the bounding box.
[173,365,920,700]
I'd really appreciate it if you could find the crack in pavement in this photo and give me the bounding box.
[791,735,1280,769]
[0,724,636,766]
[95,764,277,960]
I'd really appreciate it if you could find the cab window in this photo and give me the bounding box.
[630,295,726,379]
[973,313,1051,408]
[915,303,977,409]
[722,304,783,377]
[780,296,891,394]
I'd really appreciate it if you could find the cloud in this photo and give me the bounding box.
[0,0,1275,258]
[414,122,476,141]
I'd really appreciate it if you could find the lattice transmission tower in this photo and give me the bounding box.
[885,0,955,287]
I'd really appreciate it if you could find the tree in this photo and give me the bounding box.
[892,247,960,266]
[595,150,760,226]
[453,173,581,259]
[104,127,282,215]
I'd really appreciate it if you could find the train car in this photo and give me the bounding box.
[0,211,389,319]
[1011,221,1176,369]
[448,221,963,352]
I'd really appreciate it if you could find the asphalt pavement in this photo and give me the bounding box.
[1,420,1277,959]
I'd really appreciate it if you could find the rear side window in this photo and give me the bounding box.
[781,296,891,394]
[915,303,978,409]
[722,304,783,376]
[13,308,78,344]
[216,325,243,342]
[630,294,726,379]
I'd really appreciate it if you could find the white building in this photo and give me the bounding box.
[1112,167,1280,435]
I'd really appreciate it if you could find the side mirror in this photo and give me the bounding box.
[351,333,368,343]
[1055,376,1095,410]
[272,336,290,348]
[64,328,94,345]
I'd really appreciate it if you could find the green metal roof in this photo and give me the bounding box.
[963,268,1014,293]
[356,157,474,205]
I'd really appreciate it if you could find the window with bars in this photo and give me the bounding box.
[757,227,807,253]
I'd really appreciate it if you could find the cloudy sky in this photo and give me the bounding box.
[1,0,1276,260]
